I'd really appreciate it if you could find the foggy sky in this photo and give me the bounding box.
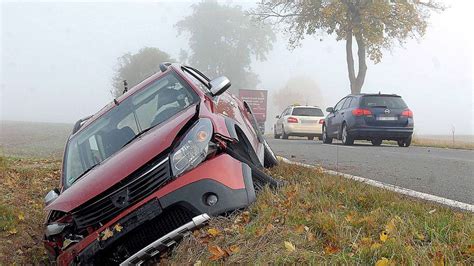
[1,0,473,135]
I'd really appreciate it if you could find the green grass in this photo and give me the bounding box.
[168,162,474,265]
[0,156,61,264]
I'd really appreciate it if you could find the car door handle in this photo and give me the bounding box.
[341,112,344,115]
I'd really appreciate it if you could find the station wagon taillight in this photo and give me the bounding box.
[319,119,325,124]
[401,109,413,118]
[352,108,372,116]
[287,117,299,123]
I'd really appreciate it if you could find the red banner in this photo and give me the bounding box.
[238,89,268,122]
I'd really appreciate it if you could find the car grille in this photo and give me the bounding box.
[72,155,172,229]
[94,205,196,264]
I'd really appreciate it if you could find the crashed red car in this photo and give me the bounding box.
[43,63,279,265]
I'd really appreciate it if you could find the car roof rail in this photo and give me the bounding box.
[159,62,172,72]
[72,115,93,134]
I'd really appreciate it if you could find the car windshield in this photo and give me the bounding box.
[292,107,324,116]
[360,96,407,109]
[64,72,198,187]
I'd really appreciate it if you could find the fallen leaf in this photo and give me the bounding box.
[101,228,114,241]
[208,245,227,261]
[433,251,444,266]
[114,224,123,233]
[284,241,296,252]
[371,243,382,250]
[375,257,390,266]
[324,244,340,254]
[414,231,425,241]
[380,231,389,242]
[307,231,315,241]
[7,228,17,235]
[207,228,221,237]
[385,218,397,235]
[295,224,305,234]
[428,209,437,214]
[229,245,240,253]
[17,213,25,221]
[193,260,202,266]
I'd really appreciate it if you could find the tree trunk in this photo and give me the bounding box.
[345,31,367,94]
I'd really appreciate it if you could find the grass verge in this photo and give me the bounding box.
[0,156,61,264]
[168,162,474,265]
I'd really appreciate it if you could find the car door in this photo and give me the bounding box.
[326,98,347,137]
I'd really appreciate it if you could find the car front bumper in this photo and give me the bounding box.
[54,153,256,265]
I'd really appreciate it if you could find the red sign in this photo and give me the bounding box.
[239,89,268,122]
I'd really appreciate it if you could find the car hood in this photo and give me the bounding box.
[46,105,198,212]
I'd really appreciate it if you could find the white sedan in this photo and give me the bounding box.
[273,106,325,140]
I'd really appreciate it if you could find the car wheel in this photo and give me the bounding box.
[273,127,280,139]
[371,139,382,146]
[397,136,412,147]
[322,125,333,144]
[341,123,354,145]
[282,126,289,139]
[263,139,278,168]
[308,136,314,140]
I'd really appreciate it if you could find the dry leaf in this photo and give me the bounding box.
[307,231,315,241]
[207,228,221,237]
[101,228,114,241]
[7,228,17,235]
[433,251,444,266]
[324,244,340,254]
[229,245,240,253]
[385,219,397,235]
[371,243,382,250]
[295,224,305,234]
[17,213,25,221]
[284,241,296,252]
[193,260,202,266]
[375,257,390,266]
[380,231,389,242]
[114,224,123,233]
[208,244,227,261]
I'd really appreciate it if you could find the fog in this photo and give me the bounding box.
[1,0,472,135]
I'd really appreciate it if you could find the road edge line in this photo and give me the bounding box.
[277,156,474,213]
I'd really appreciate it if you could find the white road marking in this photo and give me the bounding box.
[278,156,474,213]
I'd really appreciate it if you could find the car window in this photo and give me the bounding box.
[64,72,198,188]
[292,107,324,116]
[361,96,408,109]
[334,98,347,111]
[342,97,352,109]
[350,97,359,107]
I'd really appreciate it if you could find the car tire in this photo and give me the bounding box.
[322,125,333,144]
[263,139,279,168]
[341,123,354,145]
[273,127,280,139]
[371,139,382,146]
[397,136,412,147]
[308,136,314,140]
[282,126,289,139]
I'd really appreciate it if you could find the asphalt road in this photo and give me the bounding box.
[268,138,474,205]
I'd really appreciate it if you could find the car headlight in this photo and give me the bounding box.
[170,118,213,177]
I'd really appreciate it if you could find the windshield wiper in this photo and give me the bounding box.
[370,105,388,108]
[121,126,156,149]
[71,162,100,186]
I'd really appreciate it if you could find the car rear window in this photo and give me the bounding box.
[360,96,407,109]
[292,107,324,116]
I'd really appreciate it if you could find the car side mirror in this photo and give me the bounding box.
[326,107,334,113]
[275,115,280,119]
[209,76,231,97]
[44,188,60,206]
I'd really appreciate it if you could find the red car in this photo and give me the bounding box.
[43,63,279,265]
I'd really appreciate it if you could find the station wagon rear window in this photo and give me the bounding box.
[360,96,407,109]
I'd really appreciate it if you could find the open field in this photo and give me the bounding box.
[410,135,474,150]
[0,121,72,158]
